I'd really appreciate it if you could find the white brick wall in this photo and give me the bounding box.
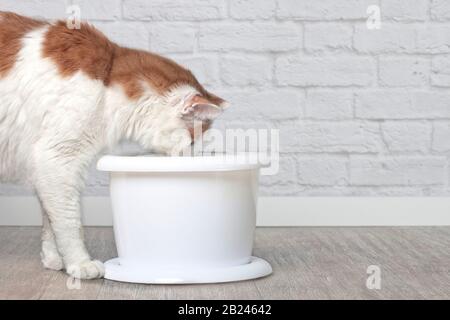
[381,0,428,21]
[1,0,449,197]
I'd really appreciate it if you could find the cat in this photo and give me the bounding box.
[0,12,227,279]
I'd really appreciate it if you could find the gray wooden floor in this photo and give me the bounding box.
[0,227,449,299]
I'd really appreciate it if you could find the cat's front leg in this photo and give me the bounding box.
[40,213,64,271]
[34,150,104,279]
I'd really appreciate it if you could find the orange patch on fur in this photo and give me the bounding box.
[3,12,225,105]
[109,46,224,105]
[0,12,46,77]
[42,21,115,84]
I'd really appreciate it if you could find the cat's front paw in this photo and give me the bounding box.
[66,260,105,279]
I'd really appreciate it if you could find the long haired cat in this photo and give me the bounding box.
[0,12,227,279]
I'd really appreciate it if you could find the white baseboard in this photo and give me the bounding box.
[0,196,449,226]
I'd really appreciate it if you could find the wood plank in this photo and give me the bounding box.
[0,227,448,299]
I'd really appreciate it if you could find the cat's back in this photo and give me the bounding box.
[0,11,115,83]
[0,11,116,127]
[0,12,113,132]
[0,12,116,180]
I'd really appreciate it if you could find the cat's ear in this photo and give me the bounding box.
[181,95,224,120]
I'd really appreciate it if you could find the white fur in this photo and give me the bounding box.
[0,27,204,279]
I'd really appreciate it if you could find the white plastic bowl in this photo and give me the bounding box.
[97,154,272,284]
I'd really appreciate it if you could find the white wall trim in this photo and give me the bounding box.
[0,196,449,226]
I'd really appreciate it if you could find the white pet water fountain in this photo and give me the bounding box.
[97,153,272,284]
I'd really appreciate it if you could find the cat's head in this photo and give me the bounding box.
[152,84,229,155]
[108,47,228,155]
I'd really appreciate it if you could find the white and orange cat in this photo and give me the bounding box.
[0,12,227,279]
